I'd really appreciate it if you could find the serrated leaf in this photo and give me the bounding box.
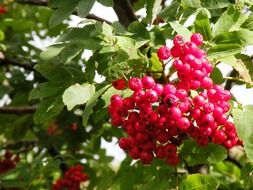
[213,29,253,45]
[49,0,79,28]
[210,67,224,84]
[34,96,64,124]
[169,21,192,41]
[128,21,150,40]
[63,83,95,111]
[35,63,72,82]
[116,36,139,59]
[180,174,220,190]
[213,5,248,36]
[181,0,230,9]
[77,0,96,18]
[242,13,253,31]
[244,132,253,162]
[82,85,111,125]
[180,140,227,166]
[159,1,180,22]
[194,8,212,41]
[148,53,163,72]
[207,44,242,59]
[232,105,253,141]
[29,82,65,100]
[40,44,65,61]
[241,163,253,189]
[146,0,162,24]
[58,43,83,64]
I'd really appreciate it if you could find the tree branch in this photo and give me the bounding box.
[0,58,35,71]
[113,0,138,27]
[16,0,47,6]
[0,106,37,114]
[16,0,112,24]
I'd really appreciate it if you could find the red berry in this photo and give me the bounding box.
[112,79,127,90]
[141,76,155,89]
[191,33,203,46]
[129,77,143,91]
[157,46,171,60]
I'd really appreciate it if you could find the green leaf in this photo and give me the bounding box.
[244,132,253,162]
[49,0,79,28]
[40,44,65,61]
[55,26,102,50]
[213,29,253,45]
[181,0,230,9]
[242,13,253,31]
[77,0,96,18]
[241,163,253,189]
[0,30,5,41]
[212,161,241,181]
[213,5,248,36]
[58,43,84,64]
[97,0,113,7]
[82,85,111,126]
[169,21,192,41]
[159,1,180,22]
[34,96,64,124]
[194,8,212,41]
[116,36,139,59]
[181,0,201,9]
[148,53,163,73]
[210,67,224,84]
[180,174,220,190]
[207,44,242,59]
[128,21,150,40]
[63,83,95,111]
[29,82,66,100]
[146,0,163,23]
[35,63,72,83]
[200,0,230,9]
[232,105,253,141]
[180,140,227,166]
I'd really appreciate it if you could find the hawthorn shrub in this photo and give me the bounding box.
[0,0,253,190]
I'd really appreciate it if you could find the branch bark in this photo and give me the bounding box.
[0,58,35,71]
[0,106,37,114]
[16,0,112,24]
[113,0,138,27]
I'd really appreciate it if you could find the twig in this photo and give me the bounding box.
[0,58,35,71]
[0,106,37,114]
[113,0,138,27]
[224,69,238,90]
[16,0,112,24]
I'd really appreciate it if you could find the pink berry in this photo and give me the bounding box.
[141,76,155,89]
[191,33,203,46]
[112,79,126,90]
[129,77,143,91]
[157,46,171,60]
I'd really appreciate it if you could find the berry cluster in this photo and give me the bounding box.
[0,151,20,174]
[108,33,241,166]
[53,165,88,190]
[0,6,7,14]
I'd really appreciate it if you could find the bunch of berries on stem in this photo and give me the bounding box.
[0,151,20,174]
[53,164,88,190]
[108,33,241,166]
